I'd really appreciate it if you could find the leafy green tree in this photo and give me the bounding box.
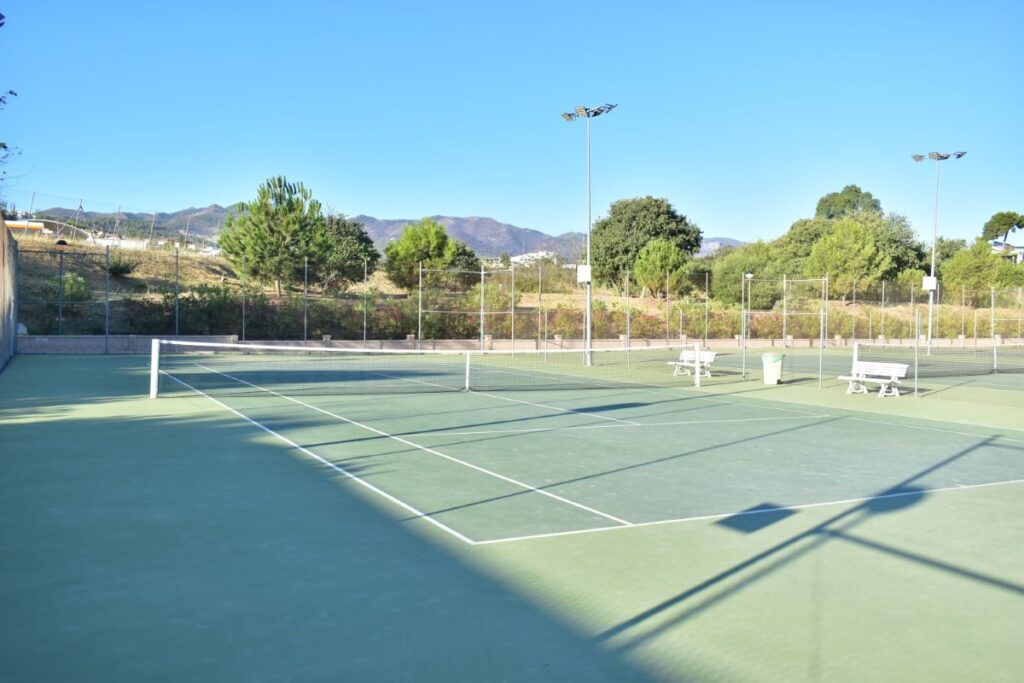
[633,238,687,299]
[929,236,967,278]
[312,214,380,293]
[383,218,480,290]
[590,196,701,286]
[942,238,1024,290]
[772,218,833,274]
[219,176,324,294]
[859,212,924,278]
[805,217,892,299]
[814,185,882,219]
[981,211,1024,242]
[710,241,779,306]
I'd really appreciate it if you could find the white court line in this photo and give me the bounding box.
[406,414,825,438]
[194,365,634,528]
[160,372,477,545]
[474,476,1024,545]
[845,416,1024,444]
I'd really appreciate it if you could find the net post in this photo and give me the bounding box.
[149,339,161,398]
[464,353,471,391]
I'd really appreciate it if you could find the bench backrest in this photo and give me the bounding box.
[678,350,717,363]
[851,360,908,379]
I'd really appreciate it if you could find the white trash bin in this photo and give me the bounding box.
[761,353,784,385]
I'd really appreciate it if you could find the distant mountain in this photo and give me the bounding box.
[353,215,585,260]
[35,204,233,238]
[698,237,743,257]
[28,204,739,260]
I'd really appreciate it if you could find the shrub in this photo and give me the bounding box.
[108,250,141,277]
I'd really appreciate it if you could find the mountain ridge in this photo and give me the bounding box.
[28,204,740,259]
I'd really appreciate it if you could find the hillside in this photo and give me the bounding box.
[26,204,740,259]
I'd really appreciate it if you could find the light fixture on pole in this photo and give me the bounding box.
[912,151,966,349]
[562,103,617,365]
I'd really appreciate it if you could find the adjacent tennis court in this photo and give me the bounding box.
[2,349,1022,681]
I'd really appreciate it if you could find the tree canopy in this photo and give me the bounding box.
[814,185,882,219]
[804,217,893,298]
[313,214,381,293]
[632,238,688,299]
[981,211,1024,243]
[590,196,701,287]
[383,218,480,290]
[219,177,379,294]
[219,177,324,294]
[941,238,1024,290]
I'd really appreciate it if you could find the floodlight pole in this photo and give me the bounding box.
[563,103,617,365]
[913,151,966,350]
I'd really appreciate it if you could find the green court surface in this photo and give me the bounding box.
[2,354,1023,681]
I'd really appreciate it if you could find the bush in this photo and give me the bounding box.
[108,250,141,277]
[47,272,92,302]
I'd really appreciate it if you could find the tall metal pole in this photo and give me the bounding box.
[585,113,592,365]
[914,151,966,348]
[927,159,940,349]
[562,104,616,364]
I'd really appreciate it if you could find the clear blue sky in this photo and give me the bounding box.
[2,1,1021,244]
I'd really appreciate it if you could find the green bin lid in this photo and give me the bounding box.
[762,353,784,361]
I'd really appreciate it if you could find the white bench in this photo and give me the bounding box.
[668,349,717,378]
[838,360,909,398]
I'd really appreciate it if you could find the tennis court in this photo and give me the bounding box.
[2,348,1023,681]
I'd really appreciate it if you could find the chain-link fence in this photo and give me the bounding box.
[11,238,1023,350]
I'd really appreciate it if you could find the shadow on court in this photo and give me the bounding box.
[593,437,1024,655]
[0,356,659,682]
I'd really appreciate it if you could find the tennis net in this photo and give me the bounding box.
[150,340,696,397]
[856,342,1024,378]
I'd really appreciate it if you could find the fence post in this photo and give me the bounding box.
[510,265,516,352]
[241,255,246,341]
[363,258,368,345]
[991,287,996,339]
[961,285,966,338]
[625,270,631,348]
[851,279,857,341]
[417,261,423,347]
[174,246,180,336]
[782,273,788,346]
[479,263,485,350]
[704,271,709,345]
[1011,286,1019,339]
[104,245,110,353]
[303,256,308,342]
[880,280,886,339]
[537,265,543,348]
[57,248,64,335]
